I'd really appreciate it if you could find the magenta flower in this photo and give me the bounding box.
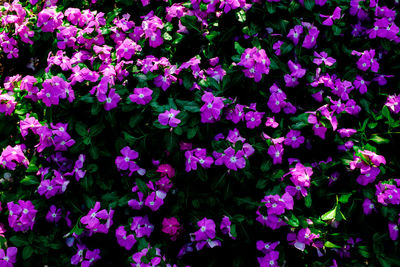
[223,147,246,171]
[115,226,136,250]
[389,223,399,241]
[45,205,62,223]
[158,109,181,127]
[80,202,109,230]
[353,75,369,94]
[81,249,101,267]
[287,25,303,45]
[385,94,400,114]
[193,218,216,241]
[320,7,341,26]
[97,88,121,111]
[115,146,140,175]
[200,92,225,123]
[362,198,376,215]
[265,117,279,128]
[129,87,153,105]
[268,144,284,165]
[313,51,336,66]
[284,130,304,149]
[162,217,180,239]
[302,26,319,49]
[0,247,17,267]
[7,200,37,232]
[287,228,319,251]
[245,111,264,129]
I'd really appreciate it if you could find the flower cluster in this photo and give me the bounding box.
[238,47,270,82]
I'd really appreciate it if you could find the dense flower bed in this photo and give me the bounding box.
[1,0,400,266]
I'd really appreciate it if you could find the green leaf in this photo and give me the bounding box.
[280,42,294,55]
[338,193,352,204]
[304,0,314,10]
[89,124,105,137]
[129,113,144,128]
[75,121,88,137]
[369,135,390,144]
[20,175,39,186]
[180,16,200,32]
[9,236,28,247]
[22,246,34,260]
[234,42,245,55]
[324,241,341,248]
[321,207,336,221]
[304,193,312,208]
[135,178,148,193]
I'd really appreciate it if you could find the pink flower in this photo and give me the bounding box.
[223,147,246,171]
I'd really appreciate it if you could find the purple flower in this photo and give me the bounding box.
[0,247,17,267]
[158,109,181,127]
[320,7,341,26]
[287,25,303,45]
[129,87,153,105]
[353,75,369,94]
[356,167,380,186]
[115,226,136,250]
[385,94,400,114]
[268,144,284,165]
[46,205,62,223]
[287,228,319,251]
[115,146,140,175]
[223,147,246,171]
[81,249,101,267]
[257,251,279,267]
[200,92,225,123]
[80,202,110,230]
[362,198,376,215]
[265,117,279,128]
[193,218,216,241]
[284,130,304,149]
[7,200,37,232]
[313,51,336,66]
[220,216,236,240]
[389,223,399,241]
[245,111,264,129]
[97,88,121,111]
[302,26,319,49]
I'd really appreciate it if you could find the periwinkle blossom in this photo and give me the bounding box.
[268,143,284,165]
[220,216,236,240]
[385,94,400,114]
[162,217,180,240]
[115,146,141,176]
[192,217,216,241]
[262,192,293,216]
[237,47,270,82]
[130,215,154,238]
[115,225,136,250]
[0,144,29,170]
[353,75,369,94]
[287,228,319,251]
[284,130,304,149]
[0,247,17,267]
[36,7,63,32]
[97,88,121,111]
[223,147,246,171]
[45,205,62,223]
[376,181,400,206]
[245,110,264,129]
[352,49,379,72]
[81,249,101,267]
[313,51,336,66]
[257,250,279,267]
[287,25,303,45]
[7,200,37,232]
[320,7,341,26]
[362,198,376,215]
[302,26,319,49]
[0,94,17,116]
[158,109,181,127]
[129,87,153,105]
[200,92,225,123]
[389,223,399,241]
